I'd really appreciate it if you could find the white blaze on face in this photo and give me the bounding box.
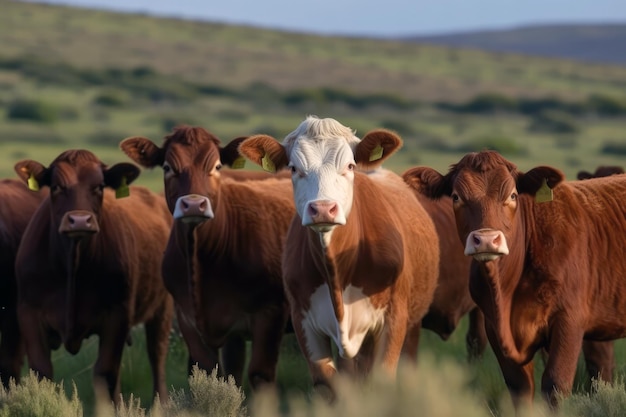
[289,138,355,230]
[301,284,386,362]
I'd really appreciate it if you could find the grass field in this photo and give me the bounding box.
[2,1,626,415]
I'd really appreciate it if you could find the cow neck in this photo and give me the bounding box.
[305,188,369,324]
[64,239,80,338]
[471,197,531,364]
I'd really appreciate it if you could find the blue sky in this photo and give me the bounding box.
[29,0,626,36]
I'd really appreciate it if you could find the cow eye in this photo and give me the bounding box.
[348,163,356,171]
[51,184,64,195]
[510,193,517,201]
[216,164,223,171]
[162,164,171,173]
[451,193,460,202]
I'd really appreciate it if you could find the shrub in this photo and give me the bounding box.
[601,142,626,156]
[7,98,59,123]
[380,119,416,137]
[457,134,527,156]
[164,366,247,417]
[528,110,580,134]
[586,94,626,117]
[93,90,128,108]
[0,371,82,417]
[559,378,626,417]
[457,93,517,114]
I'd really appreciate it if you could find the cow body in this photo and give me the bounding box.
[414,194,486,359]
[0,179,47,386]
[120,126,294,389]
[239,116,439,396]
[14,151,173,404]
[405,150,626,409]
[577,165,624,180]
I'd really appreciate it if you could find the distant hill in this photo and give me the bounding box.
[404,24,626,66]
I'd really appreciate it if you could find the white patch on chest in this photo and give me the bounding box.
[301,283,386,361]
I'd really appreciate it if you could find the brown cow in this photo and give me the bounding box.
[415,194,487,361]
[577,165,624,180]
[403,150,626,409]
[238,116,439,397]
[0,179,47,386]
[119,126,294,390]
[14,150,173,405]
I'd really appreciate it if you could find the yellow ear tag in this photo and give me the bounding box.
[369,144,384,162]
[535,179,553,203]
[27,173,39,191]
[261,153,276,173]
[115,176,130,199]
[231,156,246,169]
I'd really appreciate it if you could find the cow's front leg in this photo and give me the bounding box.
[487,326,534,411]
[144,297,174,402]
[17,304,53,380]
[582,340,614,384]
[292,310,336,402]
[175,306,220,375]
[0,307,25,386]
[247,305,289,390]
[466,307,488,362]
[542,321,584,407]
[94,312,129,406]
[221,334,246,386]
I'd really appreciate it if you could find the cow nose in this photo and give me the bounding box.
[174,194,214,222]
[59,210,100,237]
[465,229,509,260]
[307,200,338,224]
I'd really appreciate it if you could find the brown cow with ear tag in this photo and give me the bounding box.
[14,149,173,406]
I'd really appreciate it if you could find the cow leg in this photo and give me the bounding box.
[541,323,584,407]
[581,340,614,384]
[176,307,220,375]
[0,310,25,387]
[144,298,173,402]
[94,314,129,406]
[17,304,53,380]
[487,326,534,410]
[374,309,408,377]
[247,307,289,390]
[466,307,487,362]
[220,334,246,386]
[401,322,421,363]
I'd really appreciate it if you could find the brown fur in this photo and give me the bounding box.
[13,151,173,405]
[119,126,294,390]
[413,193,486,360]
[406,150,626,410]
[0,179,47,386]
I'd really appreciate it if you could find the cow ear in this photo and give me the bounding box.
[402,167,451,198]
[14,160,49,190]
[517,166,565,195]
[238,135,288,173]
[220,136,249,169]
[355,129,402,169]
[577,170,592,180]
[119,136,164,168]
[104,163,141,189]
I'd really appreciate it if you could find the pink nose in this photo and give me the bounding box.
[59,210,100,236]
[307,200,338,224]
[180,196,208,217]
[465,229,509,258]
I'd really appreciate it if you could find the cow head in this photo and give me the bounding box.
[239,115,401,240]
[403,150,564,262]
[120,126,246,225]
[14,150,140,239]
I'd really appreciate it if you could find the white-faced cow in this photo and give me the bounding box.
[238,116,439,397]
[119,126,294,390]
[404,150,626,410]
[14,150,174,405]
[0,179,47,386]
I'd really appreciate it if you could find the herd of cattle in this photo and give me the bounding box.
[1,115,626,412]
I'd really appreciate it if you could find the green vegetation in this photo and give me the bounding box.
[1,1,626,415]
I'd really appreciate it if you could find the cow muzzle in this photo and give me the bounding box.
[464,228,509,261]
[59,210,100,238]
[302,199,346,231]
[173,194,214,224]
